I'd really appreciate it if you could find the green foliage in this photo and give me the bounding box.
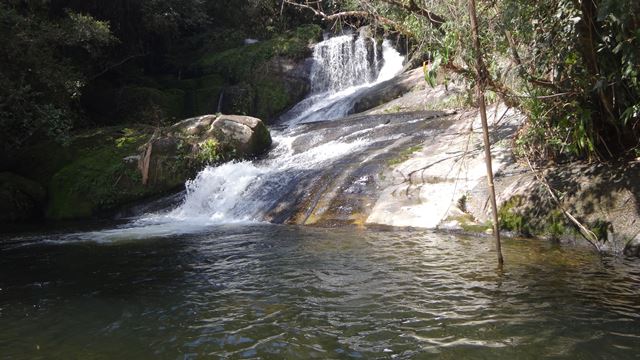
[0,172,47,222]
[0,2,114,156]
[337,0,639,161]
[115,128,148,148]
[499,196,532,236]
[46,127,155,219]
[116,87,186,125]
[197,139,222,164]
[497,0,640,160]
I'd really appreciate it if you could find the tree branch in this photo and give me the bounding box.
[88,53,147,81]
[378,0,446,28]
[283,0,412,36]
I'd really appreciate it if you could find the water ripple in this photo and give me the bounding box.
[1,225,639,358]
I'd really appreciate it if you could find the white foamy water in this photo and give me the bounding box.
[66,32,405,242]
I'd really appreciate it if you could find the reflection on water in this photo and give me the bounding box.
[1,225,639,359]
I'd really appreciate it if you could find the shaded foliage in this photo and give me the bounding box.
[0,1,115,159]
[0,0,309,164]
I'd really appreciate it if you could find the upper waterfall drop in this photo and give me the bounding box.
[309,33,381,94]
[280,32,404,124]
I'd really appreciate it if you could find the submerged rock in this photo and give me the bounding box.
[625,235,640,257]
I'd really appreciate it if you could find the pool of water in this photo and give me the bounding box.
[1,225,639,359]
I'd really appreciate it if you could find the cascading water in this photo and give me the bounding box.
[310,33,380,93]
[71,31,405,241]
[281,37,403,124]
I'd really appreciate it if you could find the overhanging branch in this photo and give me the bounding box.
[378,0,446,28]
[283,0,412,36]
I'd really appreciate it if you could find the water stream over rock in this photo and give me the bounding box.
[67,32,410,241]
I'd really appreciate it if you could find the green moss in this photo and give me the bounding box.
[222,84,255,115]
[423,93,471,111]
[383,105,404,114]
[46,127,155,220]
[115,128,147,148]
[198,24,322,83]
[499,196,573,239]
[461,222,494,233]
[388,145,423,166]
[254,79,289,119]
[498,196,532,236]
[545,209,566,240]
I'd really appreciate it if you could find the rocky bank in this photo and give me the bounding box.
[1,114,271,222]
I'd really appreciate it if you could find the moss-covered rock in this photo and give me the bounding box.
[8,114,273,221]
[220,84,255,115]
[0,172,46,223]
[254,78,295,119]
[197,24,321,80]
[45,126,157,219]
[193,24,321,121]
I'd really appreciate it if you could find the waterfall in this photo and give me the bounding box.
[309,34,380,94]
[73,31,405,241]
[281,34,403,124]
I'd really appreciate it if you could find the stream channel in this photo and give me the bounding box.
[1,32,639,359]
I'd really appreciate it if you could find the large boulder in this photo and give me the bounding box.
[211,115,272,157]
[138,114,271,189]
[132,114,272,212]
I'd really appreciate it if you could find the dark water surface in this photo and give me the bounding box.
[1,225,639,359]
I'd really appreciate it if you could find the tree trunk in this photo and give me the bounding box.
[468,0,504,268]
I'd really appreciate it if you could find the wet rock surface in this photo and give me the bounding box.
[366,103,523,228]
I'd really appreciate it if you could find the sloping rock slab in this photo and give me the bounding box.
[366,103,523,228]
[349,68,424,114]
